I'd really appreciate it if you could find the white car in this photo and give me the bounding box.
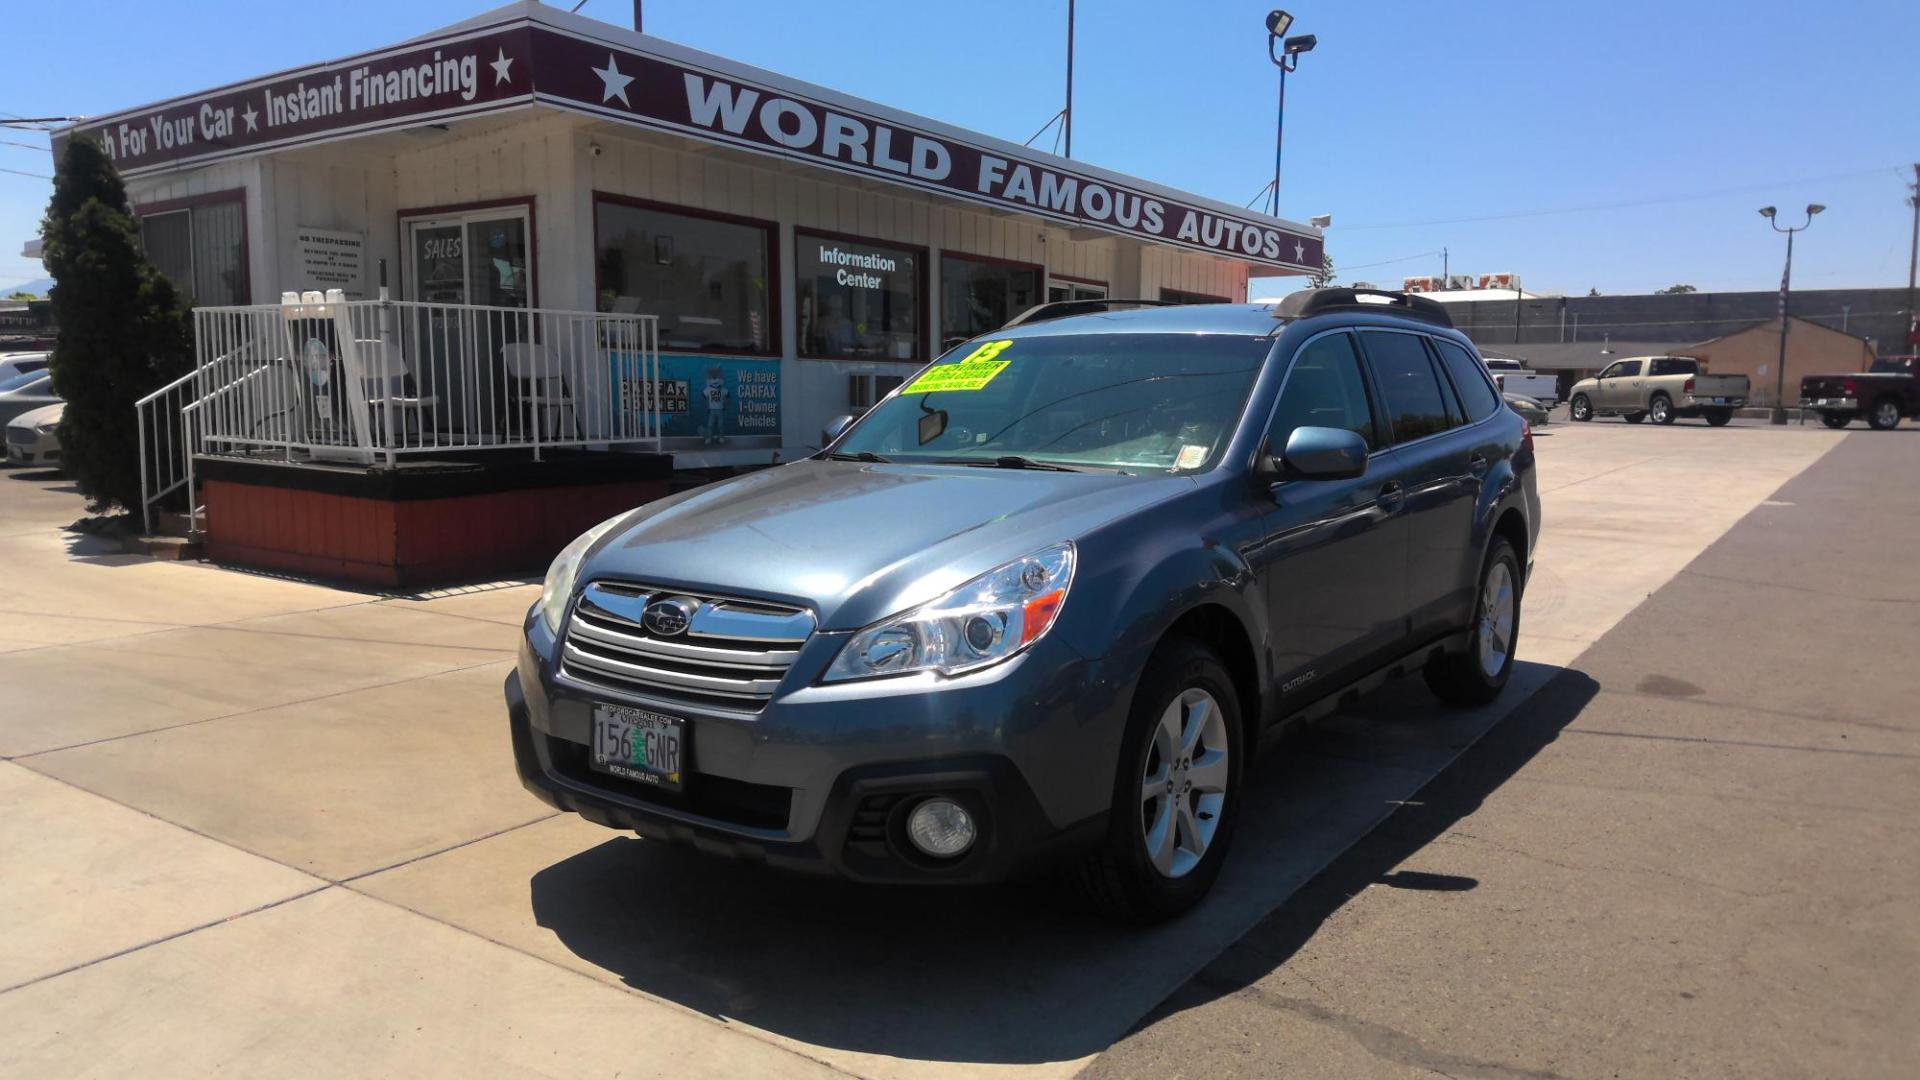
[5,402,62,467]
[0,351,50,384]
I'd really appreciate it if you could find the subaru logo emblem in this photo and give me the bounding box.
[642,596,698,637]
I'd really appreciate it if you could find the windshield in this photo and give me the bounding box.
[830,333,1272,472]
[0,372,50,394]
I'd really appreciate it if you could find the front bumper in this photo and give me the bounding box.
[506,612,1124,884]
[4,430,57,466]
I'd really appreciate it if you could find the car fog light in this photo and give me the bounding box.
[905,798,976,858]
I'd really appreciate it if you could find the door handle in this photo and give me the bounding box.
[1377,480,1405,512]
[1468,453,1488,477]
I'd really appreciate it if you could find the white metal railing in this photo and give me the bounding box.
[136,294,662,535]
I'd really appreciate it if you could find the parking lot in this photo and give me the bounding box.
[3,416,1914,1078]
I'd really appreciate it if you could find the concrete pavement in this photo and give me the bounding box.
[1086,428,1920,1078]
[0,420,1863,1078]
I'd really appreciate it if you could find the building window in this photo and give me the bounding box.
[796,231,924,361]
[594,195,776,355]
[137,192,248,306]
[1048,279,1107,304]
[940,253,1040,346]
[1160,287,1228,305]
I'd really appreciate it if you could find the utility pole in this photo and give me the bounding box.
[1441,247,1448,285]
[1906,163,1918,327]
[1064,0,1075,158]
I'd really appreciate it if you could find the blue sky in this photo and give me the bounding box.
[4,0,1916,297]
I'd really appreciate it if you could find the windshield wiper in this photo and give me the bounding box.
[821,450,891,463]
[934,455,1089,473]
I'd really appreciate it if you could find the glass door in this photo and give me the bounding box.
[1048,279,1107,304]
[404,209,532,442]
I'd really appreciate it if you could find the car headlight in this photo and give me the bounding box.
[824,542,1075,682]
[537,512,631,633]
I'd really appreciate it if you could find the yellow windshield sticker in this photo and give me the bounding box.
[903,339,1016,393]
[904,359,1009,394]
[959,339,1014,364]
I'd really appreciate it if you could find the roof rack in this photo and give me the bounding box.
[1272,287,1454,328]
[1001,298,1178,328]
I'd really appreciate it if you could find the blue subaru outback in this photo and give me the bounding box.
[507,288,1540,920]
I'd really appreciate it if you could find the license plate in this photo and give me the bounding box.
[590,704,686,789]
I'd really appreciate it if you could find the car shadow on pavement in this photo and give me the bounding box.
[527,662,1595,1068]
[1120,667,1602,1040]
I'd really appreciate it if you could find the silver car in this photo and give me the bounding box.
[6,402,62,467]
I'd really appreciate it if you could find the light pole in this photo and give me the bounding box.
[1264,11,1316,218]
[1759,203,1823,424]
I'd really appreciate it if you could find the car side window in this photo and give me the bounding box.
[1267,333,1378,454]
[1649,358,1696,376]
[1617,360,1644,378]
[1596,362,1620,380]
[1361,331,1457,443]
[1434,339,1503,422]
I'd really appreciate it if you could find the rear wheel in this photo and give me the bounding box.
[1071,638,1243,923]
[1425,537,1521,707]
[1704,408,1733,427]
[1624,411,1647,424]
[1649,394,1676,425]
[1569,394,1593,422]
[1820,411,1854,429]
[1868,399,1902,430]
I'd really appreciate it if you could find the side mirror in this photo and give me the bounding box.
[822,414,856,444]
[1280,426,1369,481]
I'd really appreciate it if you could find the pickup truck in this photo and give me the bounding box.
[1800,355,1918,430]
[1483,357,1560,405]
[1567,356,1748,426]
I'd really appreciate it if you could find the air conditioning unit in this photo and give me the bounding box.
[1478,272,1519,291]
[1403,276,1441,293]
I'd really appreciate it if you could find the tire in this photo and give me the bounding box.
[1820,411,1854,429]
[1623,411,1647,424]
[1868,398,1902,431]
[1071,638,1244,923]
[1704,408,1733,427]
[1569,394,1593,422]
[1425,537,1522,707]
[1649,394,1676,425]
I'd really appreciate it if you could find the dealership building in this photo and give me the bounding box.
[58,0,1321,484]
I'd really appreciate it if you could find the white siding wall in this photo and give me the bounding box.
[132,109,1264,455]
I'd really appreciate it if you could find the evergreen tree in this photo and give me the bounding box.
[39,137,193,516]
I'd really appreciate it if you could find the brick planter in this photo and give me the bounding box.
[198,451,672,589]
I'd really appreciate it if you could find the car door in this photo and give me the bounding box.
[1255,330,1408,707]
[1356,330,1481,645]
[1601,359,1644,410]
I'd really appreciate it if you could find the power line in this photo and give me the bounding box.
[1337,249,1444,272]
[0,166,50,179]
[1339,164,1906,231]
[2,139,49,152]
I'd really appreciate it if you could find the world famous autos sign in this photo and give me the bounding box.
[527,28,1323,270]
[56,13,1320,270]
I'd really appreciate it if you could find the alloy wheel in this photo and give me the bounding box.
[1478,561,1516,678]
[1140,687,1229,879]
[1874,401,1899,428]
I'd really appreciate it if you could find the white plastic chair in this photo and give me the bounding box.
[356,339,438,446]
[502,342,577,441]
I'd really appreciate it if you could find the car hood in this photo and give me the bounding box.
[7,402,62,431]
[582,459,1193,630]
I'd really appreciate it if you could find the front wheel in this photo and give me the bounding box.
[1425,537,1521,707]
[1649,394,1676,425]
[1071,638,1243,923]
[1569,394,1593,422]
[1820,411,1854,429]
[1704,408,1733,427]
[1868,399,1902,430]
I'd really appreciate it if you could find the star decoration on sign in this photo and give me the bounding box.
[491,48,513,86]
[241,102,258,133]
[593,53,633,107]
[1294,239,1305,263]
